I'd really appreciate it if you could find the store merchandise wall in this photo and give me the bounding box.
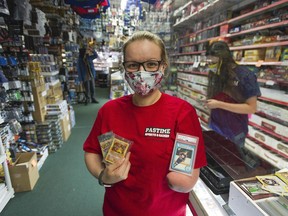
[1,88,109,216]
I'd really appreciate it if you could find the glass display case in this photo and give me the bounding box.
[200,130,276,195]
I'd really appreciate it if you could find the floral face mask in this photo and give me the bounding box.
[125,71,164,96]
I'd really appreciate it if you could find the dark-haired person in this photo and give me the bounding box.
[77,44,99,104]
[205,40,261,167]
[83,31,207,216]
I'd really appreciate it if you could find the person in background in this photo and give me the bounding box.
[204,40,261,167]
[83,31,207,216]
[77,43,99,104]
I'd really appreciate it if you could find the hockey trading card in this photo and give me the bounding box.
[105,137,131,164]
[98,131,114,158]
[169,133,198,176]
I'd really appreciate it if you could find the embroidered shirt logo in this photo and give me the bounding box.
[144,127,171,138]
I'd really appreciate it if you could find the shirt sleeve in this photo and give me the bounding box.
[238,66,261,99]
[83,108,103,154]
[176,102,207,169]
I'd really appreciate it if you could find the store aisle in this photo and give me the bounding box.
[1,88,110,216]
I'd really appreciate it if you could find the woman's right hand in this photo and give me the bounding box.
[101,152,131,185]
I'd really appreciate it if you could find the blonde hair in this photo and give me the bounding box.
[122,31,169,66]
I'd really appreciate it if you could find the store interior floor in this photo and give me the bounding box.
[1,87,109,216]
[1,87,194,216]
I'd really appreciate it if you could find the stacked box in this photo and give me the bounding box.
[46,100,68,117]
[45,115,64,149]
[21,123,37,143]
[46,81,63,103]
[36,122,56,153]
[60,113,71,142]
[32,84,47,123]
[265,46,281,62]
[244,49,266,62]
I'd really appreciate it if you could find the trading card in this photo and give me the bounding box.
[256,175,288,195]
[169,133,198,176]
[98,131,114,158]
[105,137,130,164]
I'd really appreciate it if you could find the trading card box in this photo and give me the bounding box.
[169,133,198,176]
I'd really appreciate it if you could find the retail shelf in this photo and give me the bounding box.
[172,50,206,56]
[179,42,198,48]
[0,189,14,213]
[258,95,288,107]
[249,121,288,143]
[0,154,5,164]
[228,0,288,25]
[257,78,288,87]
[172,1,193,18]
[197,20,228,35]
[0,138,14,213]
[177,70,208,76]
[257,111,288,127]
[198,115,209,125]
[173,0,221,28]
[245,138,287,169]
[41,71,59,76]
[237,61,288,66]
[227,20,288,38]
[247,135,288,159]
[171,61,195,65]
[178,83,206,96]
[230,41,288,50]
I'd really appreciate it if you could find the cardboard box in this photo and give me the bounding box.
[9,152,39,192]
[265,46,281,62]
[244,49,266,62]
[60,113,71,142]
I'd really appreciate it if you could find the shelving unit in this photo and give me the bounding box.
[171,0,288,214]
[0,136,14,213]
[171,0,288,168]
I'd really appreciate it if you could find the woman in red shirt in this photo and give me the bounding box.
[83,31,207,216]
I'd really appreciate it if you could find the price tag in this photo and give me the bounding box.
[266,80,275,86]
[200,61,206,67]
[193,61,200,68]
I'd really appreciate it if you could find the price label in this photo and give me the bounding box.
[266,80,275,86]
[193,61,200,68]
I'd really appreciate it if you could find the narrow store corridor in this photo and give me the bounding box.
[1,87,109,216]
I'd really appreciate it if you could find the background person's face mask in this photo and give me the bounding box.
[208,63,219,73]
[125,71,163,96]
